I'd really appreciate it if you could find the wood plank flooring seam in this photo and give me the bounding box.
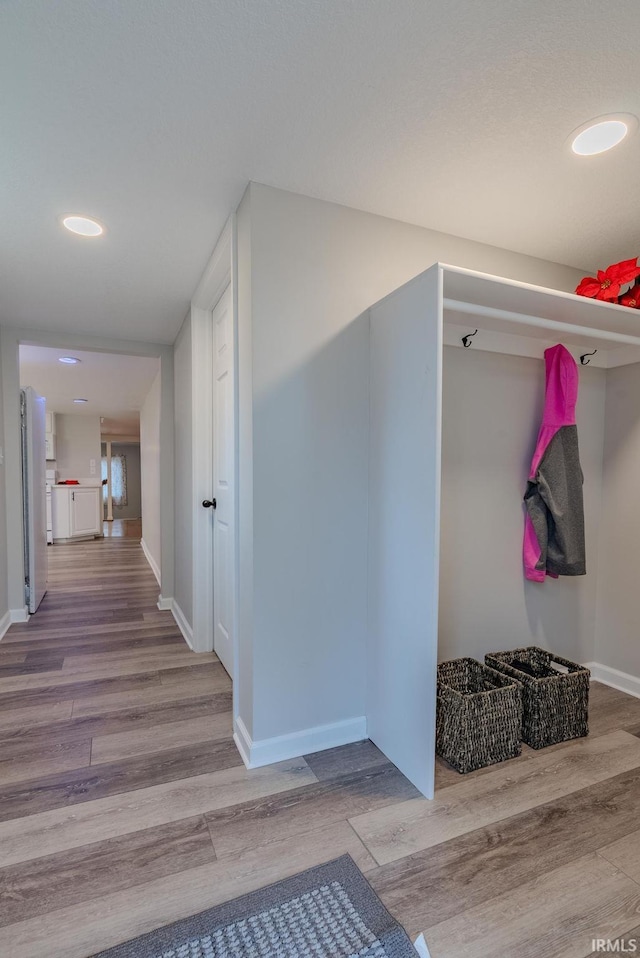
[0,815,218,930]
[0,759,319,869]
[0,738,246,823]
[596,846,640,887]
[345,818,378,872]
[69,677,229,719]
[203,761,420,862]
[595,848,640,890]
[348,730,640,866]
[0,660,214,697]
[0,739,94,788]
[90,712,233,765]
[0,696,232,752]
[366,762,640,935]
[419,851,640,958]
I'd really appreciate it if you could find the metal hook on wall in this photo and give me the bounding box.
[461,329,478,348]
[580,349,597,366]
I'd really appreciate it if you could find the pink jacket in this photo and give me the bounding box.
[523,344,586,582]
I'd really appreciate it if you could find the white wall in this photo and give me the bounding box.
[0,350,8,630]
[173,313,193,624]
[140,369,161,582]
[237,183,586,752]
[595,362,640,678]
[0,329,24,615]
[56,414,101,480]
[440,346,606,667]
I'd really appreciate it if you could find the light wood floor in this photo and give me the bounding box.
[102,518,142,538]
[2,539,640,957]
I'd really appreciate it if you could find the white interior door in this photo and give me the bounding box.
[212,286,235,676]
[21,387,48,614]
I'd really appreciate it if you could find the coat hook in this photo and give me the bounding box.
[580,349,597,366]
[461,329,478,348]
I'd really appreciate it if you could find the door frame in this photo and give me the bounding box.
[190,216,239,705]
[1,328,174,621]
[21,386,48,614]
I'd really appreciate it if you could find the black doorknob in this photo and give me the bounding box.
[202,499,217,509]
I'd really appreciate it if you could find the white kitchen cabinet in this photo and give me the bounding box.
[70,487,102,536]
[51,486,102,541]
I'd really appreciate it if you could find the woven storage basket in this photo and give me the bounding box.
[485,647,589,749]
[436,657,523,774]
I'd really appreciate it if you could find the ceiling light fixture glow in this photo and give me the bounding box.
[73,398,89,404]
[570,115,636,156]
[61,215,104,237]
[58,356,81,364]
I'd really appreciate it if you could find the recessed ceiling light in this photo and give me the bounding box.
[58,356,81,364]
[73,398,88,404]
[61,215,104,237]
[570,114,637,156]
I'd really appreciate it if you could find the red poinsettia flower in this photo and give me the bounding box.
[575,258,640,302]
[620,283,640,308]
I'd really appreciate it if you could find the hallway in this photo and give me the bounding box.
[0,536,231,954]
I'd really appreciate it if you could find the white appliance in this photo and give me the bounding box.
[21,387,48,613]
[45,468,57,544]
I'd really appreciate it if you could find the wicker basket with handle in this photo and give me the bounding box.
[485,646,589,749]
[436,657,523,774]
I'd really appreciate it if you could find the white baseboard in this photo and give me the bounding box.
[171,600,194,650]
[0,610,11,642]
[1,606,29,641]
[154,595,195,651]
[140,538,161,586]
[233,717,253,767]
[234,715,368,769]
[585,661,640,700]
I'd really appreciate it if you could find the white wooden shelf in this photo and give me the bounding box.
[441,264,640,368]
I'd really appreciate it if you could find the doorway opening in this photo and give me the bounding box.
[17,344,162,611]
[101,441,142,532]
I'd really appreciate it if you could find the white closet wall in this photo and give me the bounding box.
[595,363,640,680]
[368,270,442,799]
[440,347,606,666]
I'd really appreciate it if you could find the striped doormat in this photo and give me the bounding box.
[92,855,417,957]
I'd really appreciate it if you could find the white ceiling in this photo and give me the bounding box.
[3,1,640,345]
[19,346,159,435]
